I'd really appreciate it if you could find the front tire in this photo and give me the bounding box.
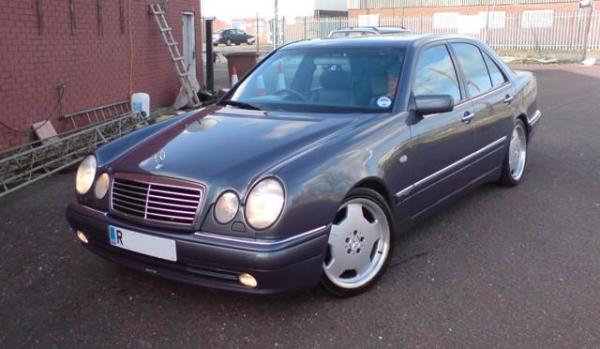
[321,188,393,297]
[499,119,528,186]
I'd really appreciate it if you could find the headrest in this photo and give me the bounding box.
[320,69,352,90]
[370,73,388,96]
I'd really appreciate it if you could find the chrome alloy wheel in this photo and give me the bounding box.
[509,123,527,181]
[323,198,391,289]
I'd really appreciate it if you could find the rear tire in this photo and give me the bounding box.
[499,119,528,186]
[321,188,394,297]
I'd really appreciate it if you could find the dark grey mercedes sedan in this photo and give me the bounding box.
[67,34,541,297]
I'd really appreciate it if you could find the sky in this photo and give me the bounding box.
[202,0,314,21]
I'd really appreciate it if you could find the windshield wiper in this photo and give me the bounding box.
[218,100,262,110]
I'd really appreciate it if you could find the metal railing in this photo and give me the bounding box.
[0,112,148,198]
[347,0,579,9]
[283,9,600,52]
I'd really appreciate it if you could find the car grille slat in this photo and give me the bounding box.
[113,186,148,197]
[111,177,203,228]
[146,205,196,215]
[146,199,198,210]
[113,203,146,215]
[148,188,201,199]
[113,181,148,191]
[112,191,148,203]
[147,193,199,204]
[113,197,147,210]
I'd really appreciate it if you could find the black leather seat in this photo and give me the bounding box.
[312,69,354,105]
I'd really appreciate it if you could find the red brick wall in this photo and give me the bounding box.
[0,0,203,149]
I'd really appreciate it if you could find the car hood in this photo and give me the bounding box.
[109,105,356,194]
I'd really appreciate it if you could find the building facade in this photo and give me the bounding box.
[0,0,203,149]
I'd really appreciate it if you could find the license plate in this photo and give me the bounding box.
[108,226,177,262]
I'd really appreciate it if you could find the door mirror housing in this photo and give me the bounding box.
[414,95,454,116]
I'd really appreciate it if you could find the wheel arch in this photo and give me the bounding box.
[517,113,530,140]
[351,177,392,208]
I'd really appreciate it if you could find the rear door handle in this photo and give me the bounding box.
[504,95,514,105]
[462,111,475,124]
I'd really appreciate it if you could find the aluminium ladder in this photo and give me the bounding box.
[149,4,201,107]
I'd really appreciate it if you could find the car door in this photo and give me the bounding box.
[236,30,245,44]
[403,43,481,218]
[222,30,231,43]
[450,42,514,174]
[240,30,249,43]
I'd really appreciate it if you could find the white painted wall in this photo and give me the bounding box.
[314,0,347,11]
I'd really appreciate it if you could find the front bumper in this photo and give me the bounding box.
[66,202,329,294]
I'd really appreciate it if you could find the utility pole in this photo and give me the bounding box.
[205,17,215,92]
[256,13,260,54]
[273,0,278,48]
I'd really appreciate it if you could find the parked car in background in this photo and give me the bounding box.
[213,29,255,46]
[328,26,412,38]
[67,34,541,297]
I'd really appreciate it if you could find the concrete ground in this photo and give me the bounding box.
[1,66,600,348]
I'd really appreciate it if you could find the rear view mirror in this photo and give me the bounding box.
[414,95,454,116]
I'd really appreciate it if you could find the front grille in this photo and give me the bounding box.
[111,177,203,227]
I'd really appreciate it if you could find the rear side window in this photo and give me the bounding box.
[413,45,461,103]
[483,53,507,87]
[451,43,493,97]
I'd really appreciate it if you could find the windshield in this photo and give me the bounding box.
[228,47,406,113]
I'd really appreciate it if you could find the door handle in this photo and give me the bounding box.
[462,111,475,124]
[504,95,514,105]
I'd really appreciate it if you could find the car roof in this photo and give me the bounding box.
[281,34,478,51]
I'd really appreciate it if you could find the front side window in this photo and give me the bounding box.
[229,48,406,113]
[413,45,461,103]
[451,43,493,97]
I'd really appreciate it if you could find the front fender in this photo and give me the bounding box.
[268,113,411,240]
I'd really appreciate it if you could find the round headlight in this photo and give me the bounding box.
[214,191,239,224]
[245,178,285,230]
[76,155,97,195]
[94,173,110,199]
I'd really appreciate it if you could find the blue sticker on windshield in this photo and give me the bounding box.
[377,96,392,108]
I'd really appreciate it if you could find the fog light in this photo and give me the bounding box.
[76,230,89,244]
[238,273,257,288]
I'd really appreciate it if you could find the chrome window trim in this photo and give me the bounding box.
[396,136,507,198]
[194,225,329,246]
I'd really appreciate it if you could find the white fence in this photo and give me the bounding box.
[347,0,580,9]
[282,9,600,52]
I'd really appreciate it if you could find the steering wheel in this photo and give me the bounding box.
[274,88,307,102]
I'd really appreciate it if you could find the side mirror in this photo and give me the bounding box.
[414,94,454,116]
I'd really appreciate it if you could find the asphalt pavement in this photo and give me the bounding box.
[1,66,599,348]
